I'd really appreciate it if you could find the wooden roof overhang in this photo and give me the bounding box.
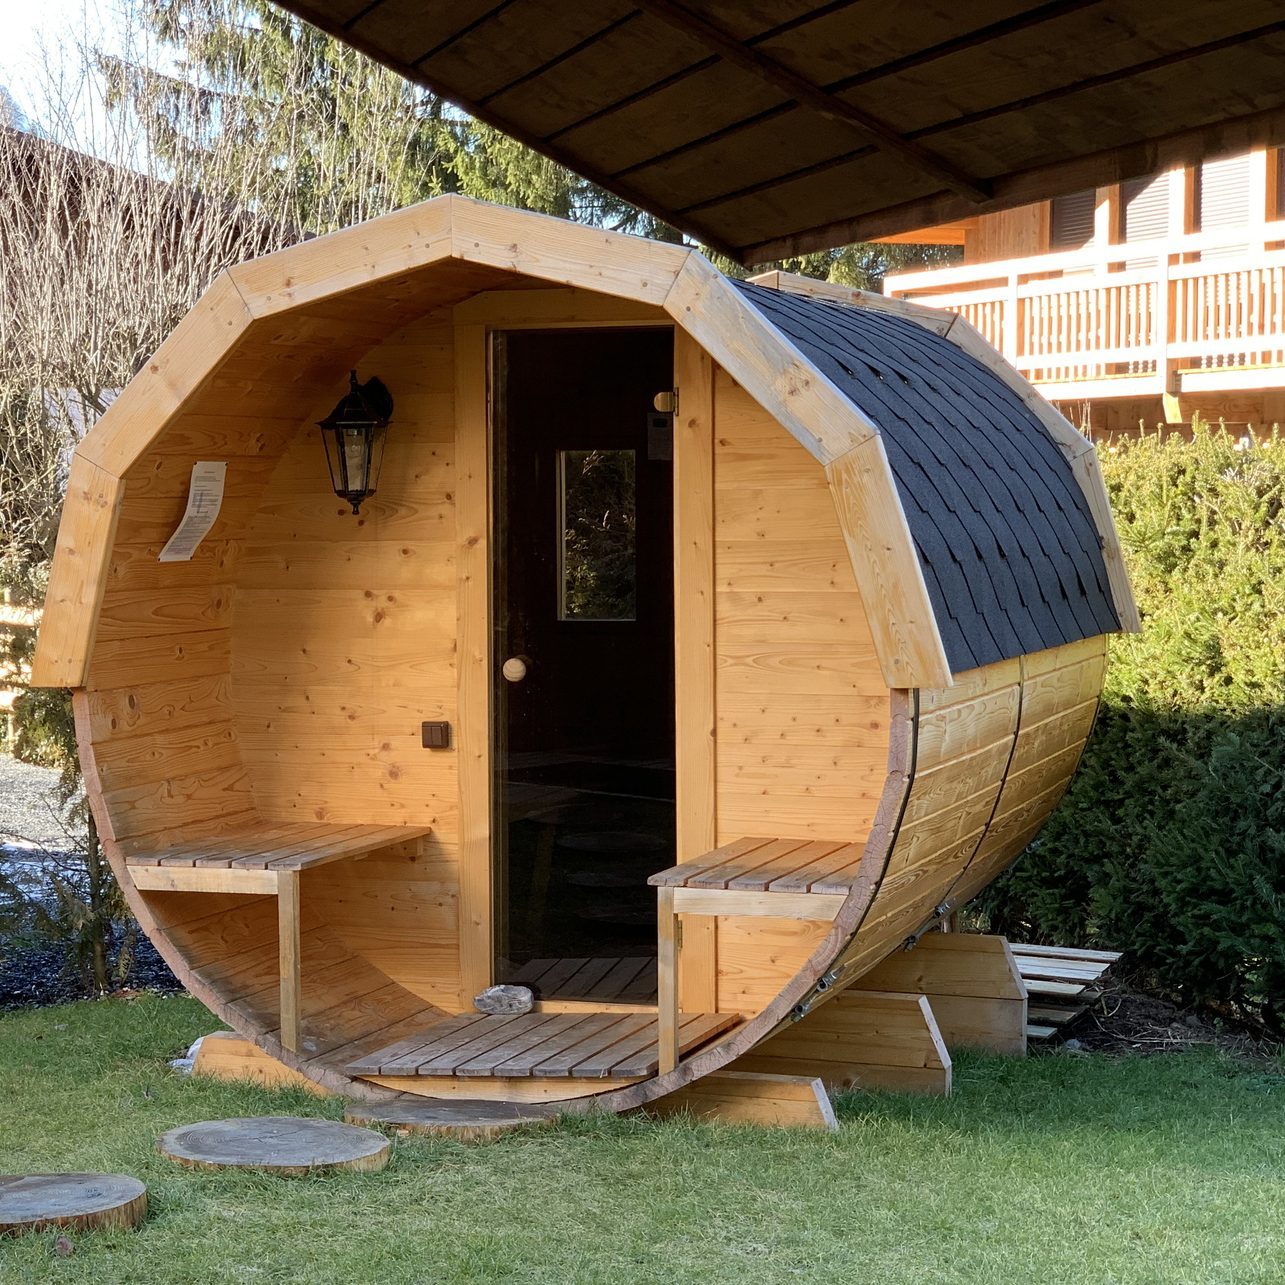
[269,0,1285,263]
[34,197,1133,698]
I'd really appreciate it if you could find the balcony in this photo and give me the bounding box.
[884,223,1285,406]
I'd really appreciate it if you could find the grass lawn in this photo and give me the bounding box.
[1,996,1283,1284]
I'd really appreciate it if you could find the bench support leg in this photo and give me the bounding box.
[657,887,678,1073]
[277,870,302,1053]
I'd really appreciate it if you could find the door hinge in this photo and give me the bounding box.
[675,918,683,950]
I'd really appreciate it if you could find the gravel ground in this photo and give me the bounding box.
[0,755,74,882]
[1,752,179,1009]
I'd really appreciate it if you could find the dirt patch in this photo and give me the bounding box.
[1062,984,1281,1062]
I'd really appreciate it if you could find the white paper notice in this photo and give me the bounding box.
[158,461,227,562]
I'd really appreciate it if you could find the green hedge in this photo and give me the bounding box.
[974,425,1285,1030]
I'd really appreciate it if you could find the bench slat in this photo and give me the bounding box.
[124,822,432,880]
[649,835,866,897]
[727,839,847,891]
[647,837,771,887]
[766,841,865,893]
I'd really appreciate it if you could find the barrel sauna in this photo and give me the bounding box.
[32,197,1137,1110]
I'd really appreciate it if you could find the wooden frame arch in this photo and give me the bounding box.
[35,195,956,691]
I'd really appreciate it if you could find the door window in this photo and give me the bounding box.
[558,448,637,622]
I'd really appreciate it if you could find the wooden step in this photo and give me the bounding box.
[346,1011,738,1080]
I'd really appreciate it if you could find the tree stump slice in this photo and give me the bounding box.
[345,1097,560,1142]
[0,1174,147,1235]
[157,1117,390,1176]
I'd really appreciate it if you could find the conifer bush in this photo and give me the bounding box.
[975,424,1285,1030]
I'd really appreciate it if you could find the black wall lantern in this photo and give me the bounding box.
[318,370,394,514]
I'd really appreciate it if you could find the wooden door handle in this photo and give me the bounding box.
[502,656,529,683]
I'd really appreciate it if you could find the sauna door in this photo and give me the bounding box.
[492,327,675,1003]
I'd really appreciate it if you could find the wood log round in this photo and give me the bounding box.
[0,1174,147,1235]
[156,1117,390,1176]
[344,1097,558,1142]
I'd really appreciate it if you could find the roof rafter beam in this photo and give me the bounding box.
[269,1,747,261]
[632,0,992,206]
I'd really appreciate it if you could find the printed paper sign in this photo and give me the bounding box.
[158,461,227,562]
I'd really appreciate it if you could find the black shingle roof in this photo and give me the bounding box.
[735,281,1120,674]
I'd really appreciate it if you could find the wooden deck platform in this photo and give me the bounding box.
[346,1012,738,1080]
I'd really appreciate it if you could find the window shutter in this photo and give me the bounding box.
[1198,153,1251,261]
[1050,190,1094,250]
[1122,174,1169,242]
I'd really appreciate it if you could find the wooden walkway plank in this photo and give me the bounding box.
[1023,979,1101,999]
[346,1014,492,1076]
[305,1000,448,1069]
[555,956,622,998]
[344,1012,738,1080]
[490,1014,627,1077]
[595,956,653,999]
[1011,957,1112,982]
[605,1012,738,1078]
[618,960,660,1002]
[456,1014,571,1077]
[527,1015,647,1077]
[416,1014,543,1076]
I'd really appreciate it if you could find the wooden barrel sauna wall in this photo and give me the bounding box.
[33,197,1136,1105]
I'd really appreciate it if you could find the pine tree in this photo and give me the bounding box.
[108,0,951,285]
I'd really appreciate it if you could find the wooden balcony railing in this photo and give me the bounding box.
[884,222,1285,403]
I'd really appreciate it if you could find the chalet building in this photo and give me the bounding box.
[883,147,1285,435]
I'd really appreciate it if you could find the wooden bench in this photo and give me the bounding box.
[125,822,432,1052]
[648,837,865,1073]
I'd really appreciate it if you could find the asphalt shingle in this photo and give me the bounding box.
[736,281,1120,673]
